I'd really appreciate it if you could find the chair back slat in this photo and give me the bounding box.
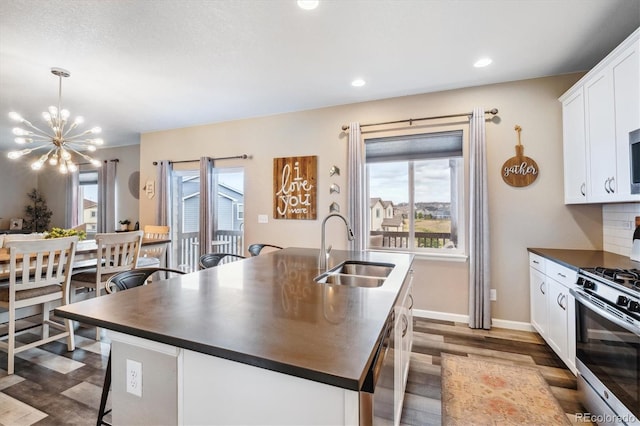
[6,237,78,294]
[95,231,143,276]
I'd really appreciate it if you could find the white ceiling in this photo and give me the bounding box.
[1,0,639,152]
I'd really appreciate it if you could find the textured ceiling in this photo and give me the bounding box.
[0,0,639,151]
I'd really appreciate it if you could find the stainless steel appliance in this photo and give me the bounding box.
[360,311,395,425]
[629,128,640,194]
[571,268,640,425]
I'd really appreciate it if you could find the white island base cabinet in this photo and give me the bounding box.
[182,350,359,425]
[108,331,360,426]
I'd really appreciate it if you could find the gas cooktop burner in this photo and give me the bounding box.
[582,267,640,292]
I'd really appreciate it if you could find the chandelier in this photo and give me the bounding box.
[7,67,103,173]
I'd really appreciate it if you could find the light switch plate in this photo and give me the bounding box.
[258,214,268,224]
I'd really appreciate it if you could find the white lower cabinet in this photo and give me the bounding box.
[393,270,413,426]
[528,253,577,375]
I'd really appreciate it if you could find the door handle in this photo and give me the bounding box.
[540,282,545,295]
[604,178,611,193]
[580,182,586,196]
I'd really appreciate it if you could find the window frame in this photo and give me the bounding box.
[364,127,467,259]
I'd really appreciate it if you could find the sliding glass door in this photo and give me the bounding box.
[170,167,244,271]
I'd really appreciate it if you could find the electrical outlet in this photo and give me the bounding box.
[258,214,268,224]
[490,289,497,301]
[126,359,142,397]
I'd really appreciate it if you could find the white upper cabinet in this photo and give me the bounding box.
[560,28,640,204]
[562,88,587,203]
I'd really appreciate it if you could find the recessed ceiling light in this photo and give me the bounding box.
[351,79,366,87]
[474,58,493,68]
[297,0,319,10]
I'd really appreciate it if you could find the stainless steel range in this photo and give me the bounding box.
[571,267,640,425]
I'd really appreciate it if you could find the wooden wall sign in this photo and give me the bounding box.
[502,125,539,187]
[274,155,317,220]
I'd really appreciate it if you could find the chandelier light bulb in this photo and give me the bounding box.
[6,67,104,173]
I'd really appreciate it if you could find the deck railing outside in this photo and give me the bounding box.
[370,230,453,249]
[176,230,244,272]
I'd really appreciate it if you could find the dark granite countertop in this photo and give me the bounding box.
[528,247,640,271]
[55,247,414,391]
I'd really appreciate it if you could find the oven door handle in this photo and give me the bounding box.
[571,288,640,336]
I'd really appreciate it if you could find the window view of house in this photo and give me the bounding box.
[78,170,98,237]
[172,167,244,271]
[366,131,464,253]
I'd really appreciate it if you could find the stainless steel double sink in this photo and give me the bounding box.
[314,260,394,288]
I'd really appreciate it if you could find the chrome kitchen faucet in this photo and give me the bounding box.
[319,213,355,270]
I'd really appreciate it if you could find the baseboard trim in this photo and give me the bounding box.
[413,309,534,332]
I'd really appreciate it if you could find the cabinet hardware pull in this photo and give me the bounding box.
[580,182,586,196]
[608,177,615,193]
[559,294,567,311]
[533,260,539,264]
[401,315,408,337]
[557,293,563,306]
[540,282,545,295]
[408,294,414,310]
[557,272,566,278]
[604,178,611,193]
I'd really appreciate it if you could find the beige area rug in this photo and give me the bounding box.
[441,354,571,425]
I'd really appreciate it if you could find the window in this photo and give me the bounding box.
[366,130,464,254]
[77,170,98,238]
[236,203,244,220]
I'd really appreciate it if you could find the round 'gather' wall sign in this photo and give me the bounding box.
[502,125,539,187]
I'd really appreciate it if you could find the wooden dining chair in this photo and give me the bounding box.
[199,253,246,269]
[70,231,143,340]
[137,225,170,268]
[247,243,283,257]
[0,236,78,374]
[98,266,186,426]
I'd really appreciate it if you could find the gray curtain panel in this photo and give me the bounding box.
[97,160,117,233]
[155,160,173,226]
[198,157,215,258]
[347,122,367,252]
[66,170,79,228]
[468,107,491,329]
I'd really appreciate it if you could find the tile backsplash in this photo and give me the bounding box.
[603,203,640,256]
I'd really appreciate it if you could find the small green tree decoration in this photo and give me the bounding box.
[24,189,53,232]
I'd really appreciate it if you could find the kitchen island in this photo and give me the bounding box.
[55,247,414,425]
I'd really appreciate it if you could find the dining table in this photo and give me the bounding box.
[0,237,171,280]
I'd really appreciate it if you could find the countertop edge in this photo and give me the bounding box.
[527,247,640,271]
[57,308,362,391]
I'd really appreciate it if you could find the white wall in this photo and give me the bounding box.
[139,73,604,324]
[0,156,38,230]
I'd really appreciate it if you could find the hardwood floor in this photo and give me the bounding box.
[0,317,588,425]
[400,317,589,425]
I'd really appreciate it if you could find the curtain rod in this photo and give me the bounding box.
[77,159,119,166]
[152,154,249,166]
[340,108,498,131]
